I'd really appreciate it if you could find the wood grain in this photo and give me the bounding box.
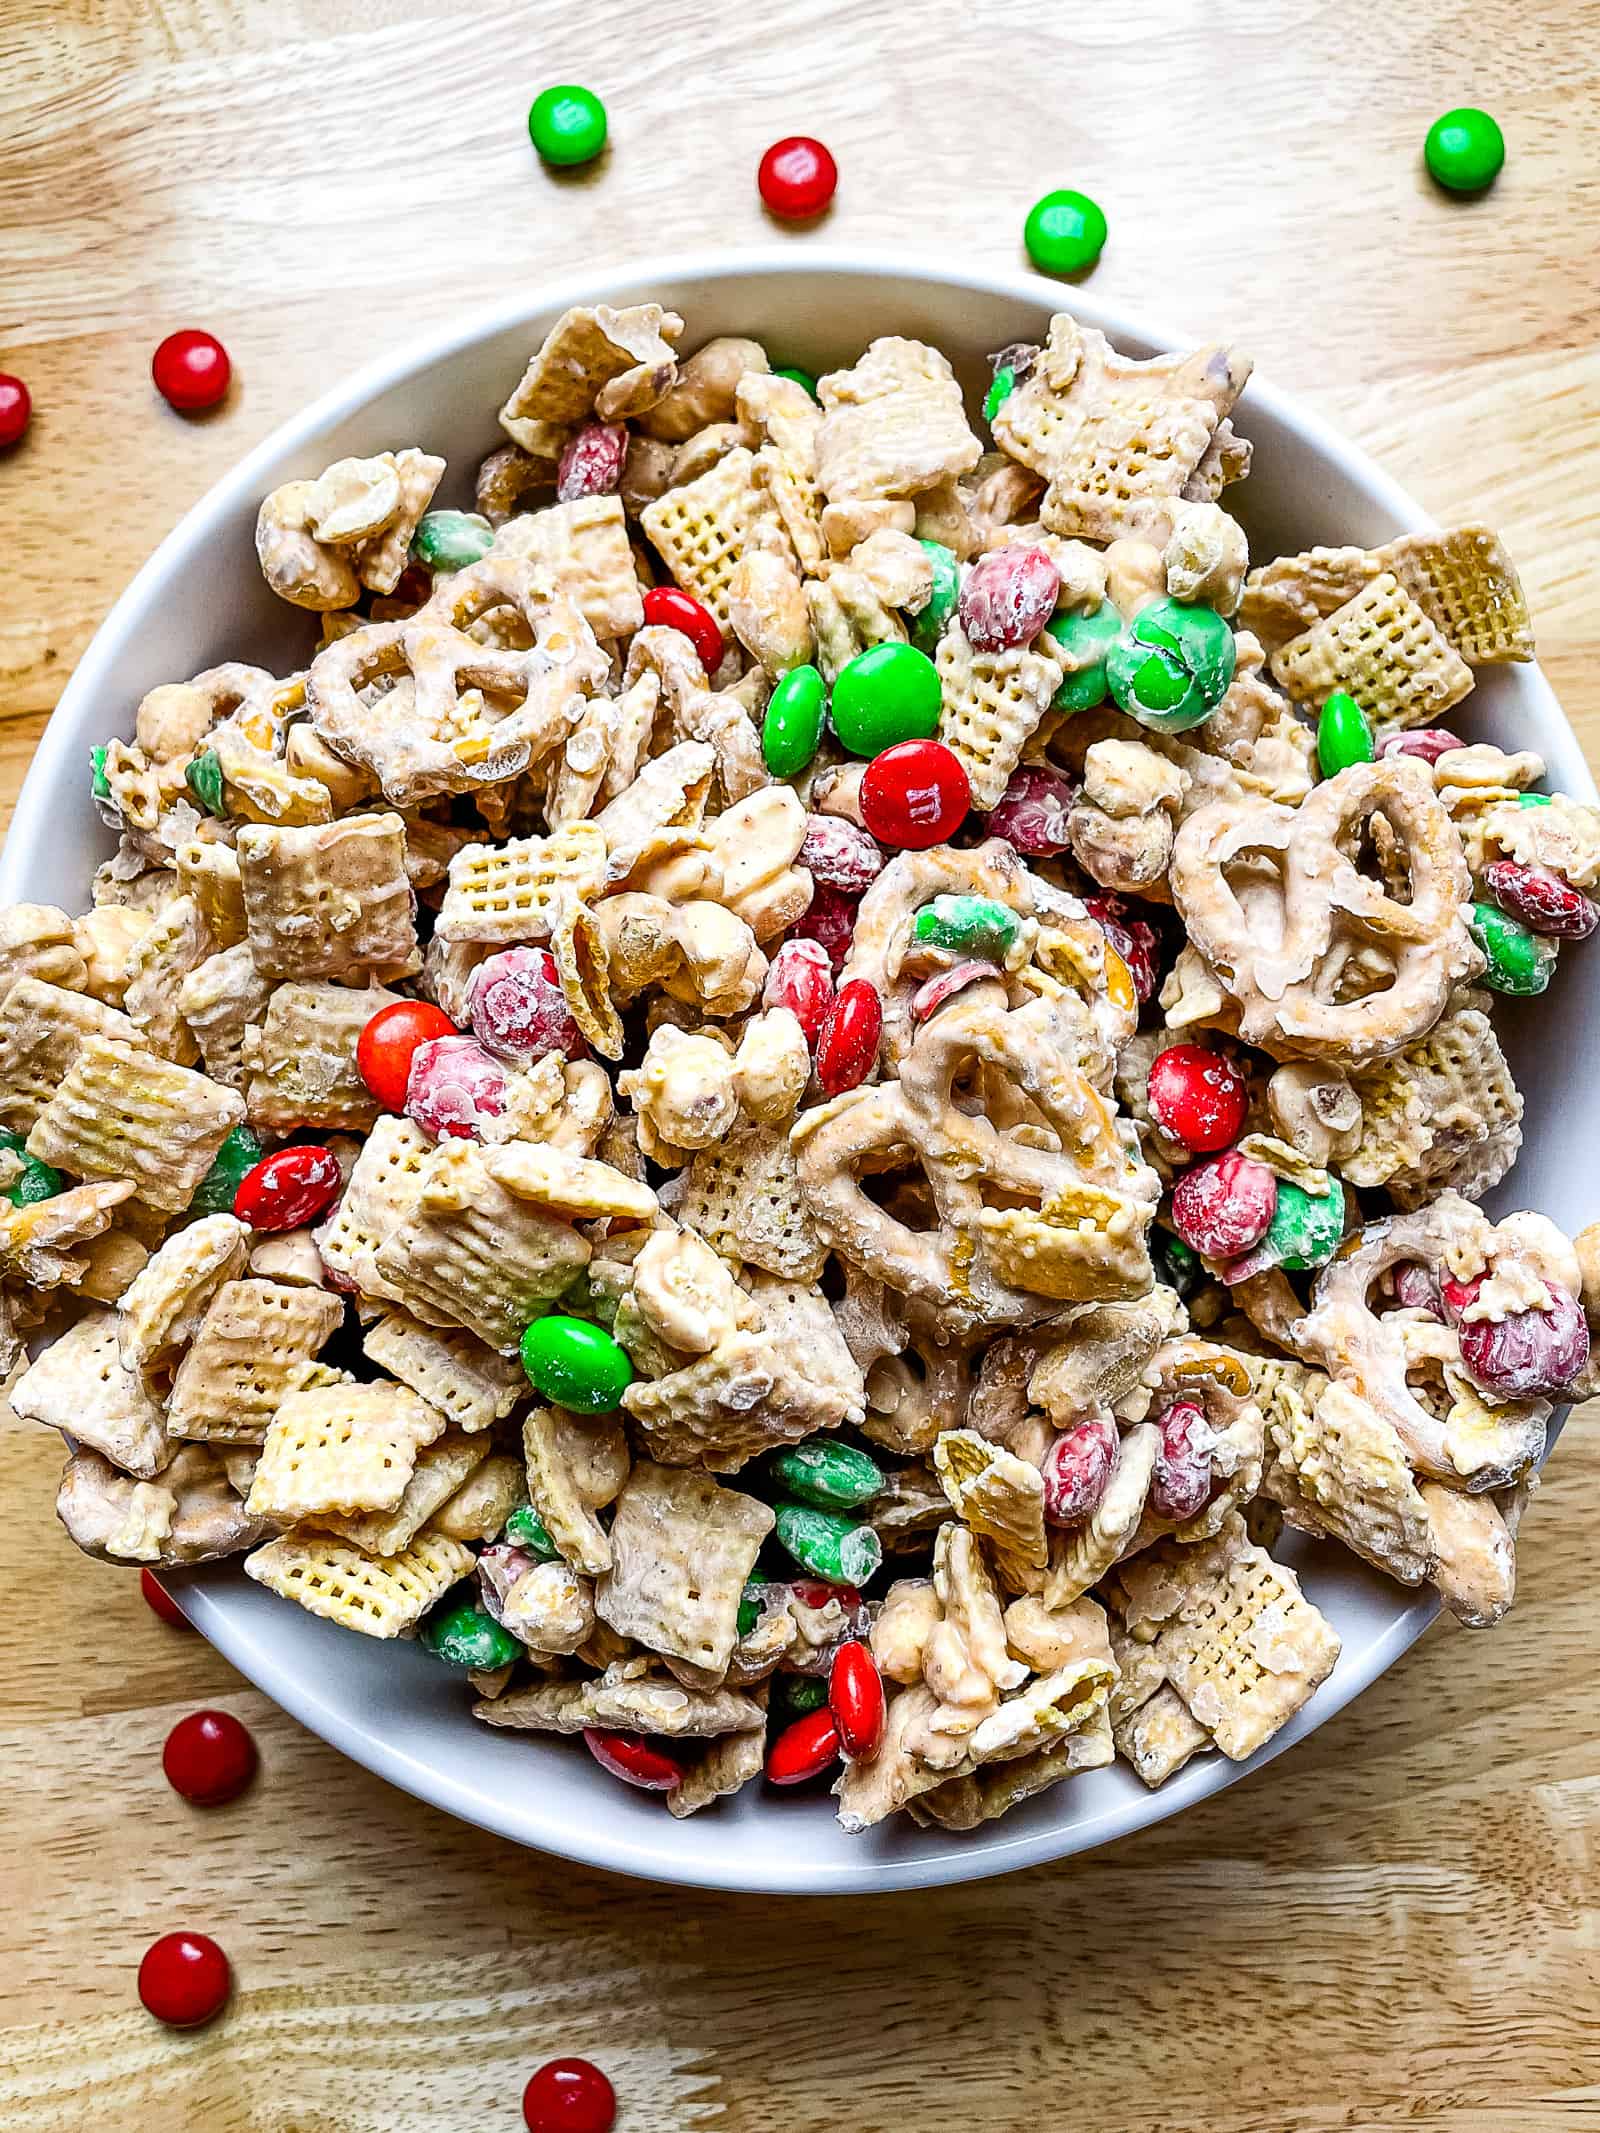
[3,0,1599,2124]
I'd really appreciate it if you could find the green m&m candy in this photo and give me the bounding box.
[1256,1176,1346,1273]
[520,1312,634,1413]
[911,893,1023,963]
[984,366,1016,424]
[767,1440,884,1513]
[184,748,226,818]
[774,1500,883,1586]
[411,509,493,572]
[1046,601,1125,713]
[0,1128,63,1208]
[1024,188,1108,276]
[1152,1227,1202,1299]
[1106,597,1236,734]
[774,365,818,400]
[528,83,608,167]
[1519,792,1553,808]
[503,1504,560,1561]
[1468,900,1558,996]
[1424,107,1505,194]
[189,1124,264,1214]
[909,540,960,654]
[772,1672,828,1719]
[1317,690,1374,779]
[828,641,943,757]
[762,662,827,777]
[421,1601,523,1671]
[90,744,110,800]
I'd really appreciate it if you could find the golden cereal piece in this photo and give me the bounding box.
[244,1524,474,1638]
[815,337,981,503]
[312,1427,490,1557]
[435,821,608,945]
[313,1113,433,1302]
[241,981,403,1134]
[492,494,644,640]
[1271,572,1473,736]
[166,1278,344,1444]
[28,1034,245,1214]
[12,1306,171,1479]
[0,977,138,1135]
[247,1380,447,1523]
[638,448,767,631]
[498,302,683,451]
[237,812,418,984]
[595,1461,774,1673]
[362,1309,525,1434]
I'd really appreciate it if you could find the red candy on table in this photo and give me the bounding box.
[815,978,883,1096]
[1041,1414,1118,1528]
[0,373,32,449]
[765,1705,843,1785]
[582,1728,680,1792]
[557,421,629,502]
[404,1034,508,1140]
[141,1567,192,1628]
[987,765,1078,856]
[162,1709,258,1806]
[1377,728,1465,766]
[468,945,588,1062]
[957,545,1061,653]
[640,584,723,674]
[763,936,835,1042]
[1149,1400,1214,1522]
[828,1639,887,1759]
[1169,1151,1277,1260]
[524,2057,617,2133]
[757,135,838,221]
[790,884,858,971]
[859,739,970,850]
[137,1932,231,2029]
[1146,1044,1249,1153]
[232,1144,342,1231]
[798,813,886,892]
[357,999,457,1110]
[1481,859,1599,939]
[151,329,231,412]
[1442,1277,1590,1398]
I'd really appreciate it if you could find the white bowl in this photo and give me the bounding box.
[6,250,1594,1894]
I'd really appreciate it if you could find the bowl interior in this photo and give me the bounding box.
[4,253,1593,1894]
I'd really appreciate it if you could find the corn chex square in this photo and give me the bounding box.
[594,1460,774,1673]
[27,1035,246,1214]
[247,1380,447,1522]
[361,1308,526,1433]
[237,812,419,983]
[492,494,644,640]
[1270,572,1474,736]
[671,1120,825,1280]
[435,822,608,945]
[311,1426,489,1555]
[166,1277,345,1443]
[242,981,403,1133]
[11,1306,171,1478]
[179,945,274,1089]
[313,1114,434,1303]
[245,1523,474,1638]
[936,625,1067,810]
[0,978,139,1135]
[639,448,766,631]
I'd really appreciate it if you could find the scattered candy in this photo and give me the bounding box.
[410,509,494,572]
[141,1568,192,1628]
[958,545,1060,653]
[0,1128,62,1207]
[790,883,858,971]
[1146,1045,1248,1153]
[827,1640,886,1759]
[1041,1414,1118,1528]
[762,663,828,778]
[151,329,231,413]
[184,748,226,817]
[859,738,970,849]
[757,135,838,221]
[421,1600,524,1671]
[641,583,723,674]
[1023,187,1108,276]
[815,977,883,1096]
[468,947,587,1063]
[405,1033,509,1139]
[983,365,1016,424]
[162,1709,258,1806]
[1170,1151,1277,1260]
[1317,690,1374,779]
[765,1705,843,1785]
[232,1144,342,1231]
[1225,1175,1346,1282]
[1425,106,1505,194]
[1468,899,1559,996]
[189,1124,265,1215]
[0,373,32,449]
[1481,860,1598,940]
[1106,597,1236,733]
[523,2057,618,2133]
[763,936,836,1042]
[987,764,1077,855]
[798,813,885,893]
[910,539,962,655]
[1046,601,1124,713]
[911,893,1023,962]
[829,641,943,757]
[1519,792,1554,808]
[357,999,458,1110]
[773,365,818,398]
[521,1314,634,1413]
[90,743,110,799]
[911,960,993,1022]
[528,83,608,167]
[1150,1402,1214,1523]
[504,1504,561,1560]
[137,1932,231,2029]
[768,1440,883,1512]
[557,422,629,502]
[1082,894,1160,1004]
[581,1730,679,1793]
[774,1500,883,1586]
[1377,727,1466,765]
[1449,1284,1590,1399]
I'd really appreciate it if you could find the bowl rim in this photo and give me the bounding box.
[3,247,1585,1895]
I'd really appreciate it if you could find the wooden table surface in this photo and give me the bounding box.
[4,1,1600,2125]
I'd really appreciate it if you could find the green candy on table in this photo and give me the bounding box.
[1023,188,1108,276]
[188,1124,263,1214]
[1424,107,1505,194]
[1317,690,1374,779]
[1105,597,1236,734]
[503,1504,560,1562]
[1469,900,1558,996]
[983,365,1016,424]
[90,744,110,800]
[184,748,226,818]
[909,540,961,655]
[410,509,493,572]
[1256,1176,1346,1273]
[828,641,943,757]
[1046,601,1124,713]
[774,365,818,400]
[774,1500,883,1586]
[527,83,607,167]
[0,1127,63,1208]
[911,893,1023,963]
[520,1312,634,1413]
[762,662,827,778]
[767,1440,884,1514]
[420,1601,523,1672]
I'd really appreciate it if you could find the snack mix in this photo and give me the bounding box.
[8,299,1598,1836]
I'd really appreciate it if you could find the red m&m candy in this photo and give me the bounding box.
[357,999,457,1111]
[582,1728,680,1792]
[1146,1045,1249,1153]
[163,1709,258,1806]
[641,584,723,674]
[828,1640,886,1759]
[1169,1151,1277,1260]
[468,946,587,1062]
[765,1705,842,1784]
[758,136,838,221]
[524,2057,617,2133]
[859,739,970,849]
[141,1568,192,1628]
[233,1144,342,1231]
[815,978,882,1096]
[151,329,232,412]
[0,374,32,449]
[763,937,835,1043]
[790,884,858,971]
[138,1931,231,2028]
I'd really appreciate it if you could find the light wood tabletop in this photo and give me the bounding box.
[4,0,1600,2125]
